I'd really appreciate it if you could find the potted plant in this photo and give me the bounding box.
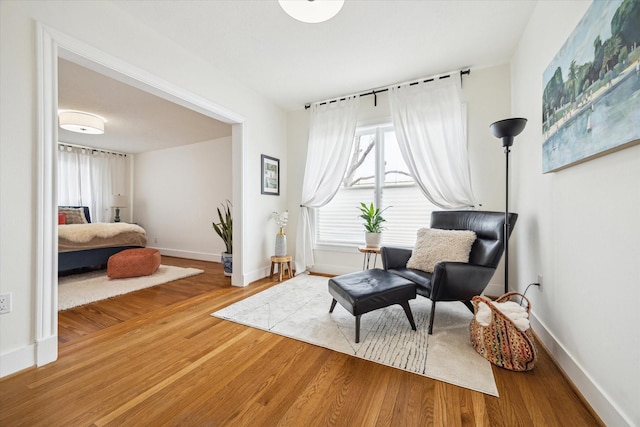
[359,202,389,248]
[212,200,233,277]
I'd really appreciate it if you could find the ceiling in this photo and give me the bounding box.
[58,0,537,154]
[115,0,537,110]
[58,59,232,154]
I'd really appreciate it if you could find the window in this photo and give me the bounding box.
[57,144,129,223]
[316,124,440,248]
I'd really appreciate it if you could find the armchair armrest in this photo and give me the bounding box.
[380,246,412,270]
[430,262,496,301]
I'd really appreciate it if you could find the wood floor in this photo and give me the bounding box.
[1,257,602,426]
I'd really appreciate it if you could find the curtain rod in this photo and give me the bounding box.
[305,69,470,110]
[58,142,128,157]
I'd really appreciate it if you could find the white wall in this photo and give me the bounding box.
[511,2,640,426]
[0,0,286,377]
[287,65,514,294]
[133,137,232,261]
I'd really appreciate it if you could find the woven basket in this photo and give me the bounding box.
[470,292,537,371]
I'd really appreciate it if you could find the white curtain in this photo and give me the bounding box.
[295,96,360,274]
[57,145,129,222]
[389,77,477,209]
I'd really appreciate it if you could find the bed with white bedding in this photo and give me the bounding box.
[58,206,147,273]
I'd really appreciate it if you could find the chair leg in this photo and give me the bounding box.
[329,299,337,313]
[462,300,474,313]
[355,314,361,343]
[428,300,436,335]
[399,301,417,331]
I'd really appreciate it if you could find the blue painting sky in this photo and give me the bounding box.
[543,0,624,84]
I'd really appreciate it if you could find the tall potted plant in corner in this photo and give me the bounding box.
[213,200,232,277]
[359,202,389,248]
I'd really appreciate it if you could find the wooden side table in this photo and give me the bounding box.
[270,255,293,281]
[358,246,381,269]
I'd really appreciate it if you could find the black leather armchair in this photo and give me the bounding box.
[381,210,517,334]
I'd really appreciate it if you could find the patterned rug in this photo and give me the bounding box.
[212,273,498,396]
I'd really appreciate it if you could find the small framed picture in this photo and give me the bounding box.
[261,155,280,196]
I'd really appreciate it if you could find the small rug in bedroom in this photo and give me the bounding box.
[58,265,204,311]
[212,274,498,396]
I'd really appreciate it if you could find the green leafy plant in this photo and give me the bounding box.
[358,202,389,233]
[212,200,232,254]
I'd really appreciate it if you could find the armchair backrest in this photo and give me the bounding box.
[430,210,517,268]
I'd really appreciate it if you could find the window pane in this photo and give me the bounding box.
[344,133,376,187]
[316,186,373,245]
[381,185,435,247]
[383,130,413,185]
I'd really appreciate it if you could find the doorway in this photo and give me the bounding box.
[36,24,246,367]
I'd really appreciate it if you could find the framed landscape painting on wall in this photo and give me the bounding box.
[542,0,640,173]
[261,155,280,195]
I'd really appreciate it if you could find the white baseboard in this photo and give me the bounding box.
[530,311,631,427]
[36,335,58,367]
[0,335,58,378]
[310,263,361,276]
[0,343,36,378]
[244,266,269,287]
[148,247,217,262]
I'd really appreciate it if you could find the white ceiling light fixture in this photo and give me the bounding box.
[58,111,106,134]
[279,0,345,24]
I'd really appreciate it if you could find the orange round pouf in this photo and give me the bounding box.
[107,248,161,279]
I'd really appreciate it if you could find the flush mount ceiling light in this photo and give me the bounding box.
[58,111,105,134]
[279,0,344,24]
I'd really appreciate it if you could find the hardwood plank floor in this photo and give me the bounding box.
[1,256,602,426]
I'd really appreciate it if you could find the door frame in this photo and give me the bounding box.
[36,23,247,366]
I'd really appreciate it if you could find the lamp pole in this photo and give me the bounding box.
[504,144,511,294]
[490,118,527,294]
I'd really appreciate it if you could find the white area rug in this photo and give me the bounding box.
[59,265,204,311]
[212,274,498,396]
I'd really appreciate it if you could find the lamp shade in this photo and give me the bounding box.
[279,0,344,23]
[111,194,128,208]
[59,111,105,134]
[490,118,527,147]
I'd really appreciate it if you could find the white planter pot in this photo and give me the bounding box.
[365,232,381,248]
[275,233,287,256]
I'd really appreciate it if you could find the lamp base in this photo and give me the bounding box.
[114,207,121,223]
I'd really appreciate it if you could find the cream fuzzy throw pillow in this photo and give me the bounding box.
[406,228,477,273]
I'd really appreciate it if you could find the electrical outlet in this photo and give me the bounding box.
[537,274,543,290]
[0,293,11,314]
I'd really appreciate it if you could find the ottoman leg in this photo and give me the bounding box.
[329,299,337,313]
[399,301,417,331]
[355,315,361,343]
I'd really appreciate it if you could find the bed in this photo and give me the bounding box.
[58,206,147,273]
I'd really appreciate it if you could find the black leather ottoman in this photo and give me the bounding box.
[328,269,417,343]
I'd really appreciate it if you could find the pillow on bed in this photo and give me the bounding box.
[406,228,477,273]
[58,213,66,225]
[58,207,88,224]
